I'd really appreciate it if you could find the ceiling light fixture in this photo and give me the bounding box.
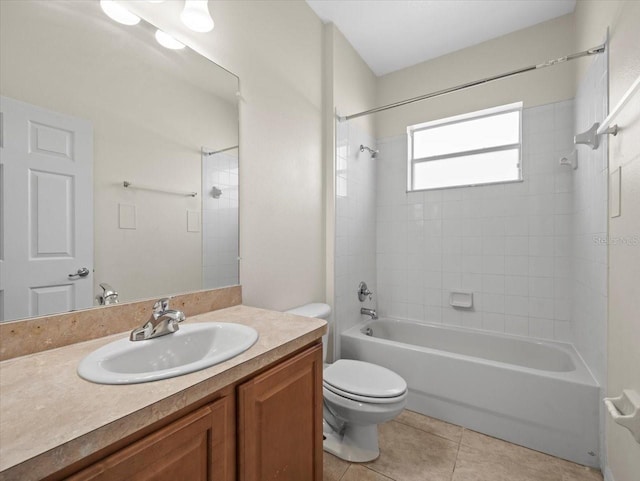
[180,0,214,33]
[155,29,186,50]
[100,0,141,26]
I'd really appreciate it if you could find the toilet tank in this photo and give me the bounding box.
[285,303,332,362]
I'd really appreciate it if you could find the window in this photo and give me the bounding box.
[407,102,522,191]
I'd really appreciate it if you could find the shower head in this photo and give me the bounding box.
[360,144,379,158]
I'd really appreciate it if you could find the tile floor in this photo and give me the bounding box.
[323,410,603,481]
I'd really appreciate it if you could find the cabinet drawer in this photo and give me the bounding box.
[67,396,234,481]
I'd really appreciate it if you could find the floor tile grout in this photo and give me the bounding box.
[392,418,463,445]
[325,410,602,481]
[450,432,463,481]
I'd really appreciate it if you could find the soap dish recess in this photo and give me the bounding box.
[449,291,473,309]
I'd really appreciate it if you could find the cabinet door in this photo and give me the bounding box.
[238,344,323,481]
[67,396,234,481]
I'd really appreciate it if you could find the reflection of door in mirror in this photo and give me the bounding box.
[1,96,94,321]
[0,0,239,322]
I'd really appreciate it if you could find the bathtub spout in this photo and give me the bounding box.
[361,307,378,320]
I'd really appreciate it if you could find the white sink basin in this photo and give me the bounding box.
[77,322,258,384]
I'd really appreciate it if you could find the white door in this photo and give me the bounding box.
[0,96,93,322]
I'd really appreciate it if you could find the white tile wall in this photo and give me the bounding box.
[202,152,239,289]
[337,87,607,391]
[375,100,576,341]
[334,121,377,357]
[572,52,608,386]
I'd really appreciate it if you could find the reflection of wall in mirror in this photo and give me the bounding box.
[0,0,239,312]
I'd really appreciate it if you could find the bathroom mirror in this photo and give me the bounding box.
[0,0,239,322]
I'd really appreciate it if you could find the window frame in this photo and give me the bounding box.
[407,102,523,192]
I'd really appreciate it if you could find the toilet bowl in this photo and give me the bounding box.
[286,303,407,462]
[322,359,407,461]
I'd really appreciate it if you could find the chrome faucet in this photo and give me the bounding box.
[96,283,119,305]
[130,298,186,341]
[361,307,378,320]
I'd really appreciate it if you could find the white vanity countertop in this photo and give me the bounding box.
[0,305,326,481]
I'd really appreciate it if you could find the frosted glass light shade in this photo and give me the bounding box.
[100,0,140,26]
[181,0,214,33]
[155,30,185,50]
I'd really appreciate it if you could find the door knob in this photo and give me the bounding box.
[69,267,90,279]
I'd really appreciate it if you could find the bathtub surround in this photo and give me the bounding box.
[572,46,610,471]
[341,318,599,467]
[571,45,608,389]
[334,121,378,358]
[375,100,577,342]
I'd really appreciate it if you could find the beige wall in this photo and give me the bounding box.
[375,13,577,138]
[125,1,326,311]
[0,1,237,308]
[575,2,640,480]
[331,26,378,137]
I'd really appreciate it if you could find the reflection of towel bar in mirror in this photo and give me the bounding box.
[203,145,239,156]
[122,181,197,197]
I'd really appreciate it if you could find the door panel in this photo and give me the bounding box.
[0,96,93,321]
[238,344,323,481]
[30,284,74,317]
[66,396,234,481]
[29,121,75,158]
[30,170,74,257]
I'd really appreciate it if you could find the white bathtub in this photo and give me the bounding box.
[341,318,600,467]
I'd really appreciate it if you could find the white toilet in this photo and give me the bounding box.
[286,303,407,462]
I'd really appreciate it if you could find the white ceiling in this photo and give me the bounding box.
[306,0,576,76]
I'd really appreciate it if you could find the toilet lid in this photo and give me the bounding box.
[323,359,407,399]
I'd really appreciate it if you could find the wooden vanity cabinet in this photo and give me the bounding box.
[59,343,323,481]
[238,343,323,481]
[65,395,235,481]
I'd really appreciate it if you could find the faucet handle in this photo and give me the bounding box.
[357,281,373,302]
[96,283,118,305]
[152,298,171,318]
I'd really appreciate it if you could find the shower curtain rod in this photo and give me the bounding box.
[339,44,605,122]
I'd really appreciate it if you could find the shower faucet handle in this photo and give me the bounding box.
[358,281,373,302]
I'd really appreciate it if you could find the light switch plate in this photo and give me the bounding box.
[610,167,621,218]
[119,203,136,229]
[187,210,201,232]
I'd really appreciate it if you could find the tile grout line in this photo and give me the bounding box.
[393,417,464,442]
[337,462,397,481]
[449,428,465,480]
[393,418,464,445]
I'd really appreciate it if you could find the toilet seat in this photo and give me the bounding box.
[323,382,406,404]
[323,359,407,403]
